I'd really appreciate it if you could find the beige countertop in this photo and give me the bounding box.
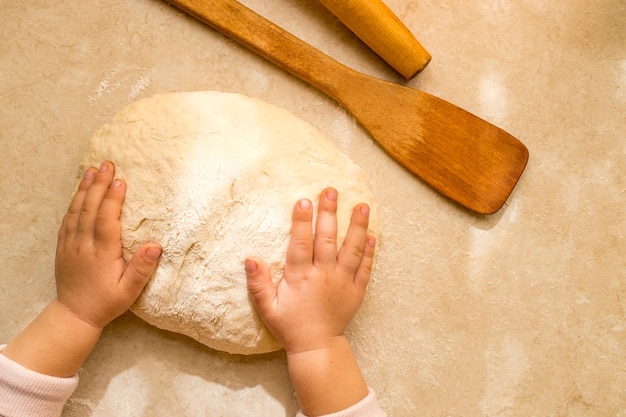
[1,1,624,415]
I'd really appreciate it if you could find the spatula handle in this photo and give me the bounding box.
[168,0,352,97]
[317,0,431,79]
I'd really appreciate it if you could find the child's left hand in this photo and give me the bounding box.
[55,161,162,329]
[3,161,162,377]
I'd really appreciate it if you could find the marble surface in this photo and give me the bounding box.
[1,1,625,415]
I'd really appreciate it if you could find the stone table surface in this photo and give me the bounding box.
[1,1,624,416]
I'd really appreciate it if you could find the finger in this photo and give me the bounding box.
[285,198,313,273]
[354,235,376,292]
[119,244,162,302]
[60,167,97,240]
[94,178,126,249]
[245,257,277,318]
[337,203,370,276]
[313,188,338,269]
[76,161,115,237]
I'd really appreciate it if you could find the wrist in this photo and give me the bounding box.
[285,334,349,358]
[50,298,106,334]
[2,300,103,377]
[286,335,368,416]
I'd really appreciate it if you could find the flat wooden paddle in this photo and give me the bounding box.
[166,0,529,215]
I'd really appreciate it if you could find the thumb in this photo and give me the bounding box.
[245,256,276,316]
[121,244,162,298]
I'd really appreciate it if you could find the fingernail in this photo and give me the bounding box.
[99,162,109,172]
[299,198,311,210]
[325,188,338,202]
[245,259,258,273]
[360,204,370,218]
[367,236,376,248]
[111,179,122,189]
[145,246,162,261]
[83,168,95,181]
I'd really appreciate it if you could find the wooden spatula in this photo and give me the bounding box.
[166,0,529,215]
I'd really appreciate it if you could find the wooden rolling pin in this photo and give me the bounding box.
[165,0,529,214]
[317,0,431,79]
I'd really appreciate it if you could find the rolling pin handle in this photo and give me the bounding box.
[317,0,431,79]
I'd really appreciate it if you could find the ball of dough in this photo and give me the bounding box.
[79,91,380,355]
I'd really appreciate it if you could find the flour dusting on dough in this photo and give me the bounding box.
[79,91,380,355]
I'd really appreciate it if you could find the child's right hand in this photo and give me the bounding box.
[245,188,376,354]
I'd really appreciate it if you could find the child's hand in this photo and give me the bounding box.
[55,161,162,330]
[3,161,162,377]
[245,188,376,354]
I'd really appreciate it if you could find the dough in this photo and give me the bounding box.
[79,91,380,355]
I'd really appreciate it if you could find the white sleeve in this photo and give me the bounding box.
[0,344,79,417]
[296,388,387,417]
